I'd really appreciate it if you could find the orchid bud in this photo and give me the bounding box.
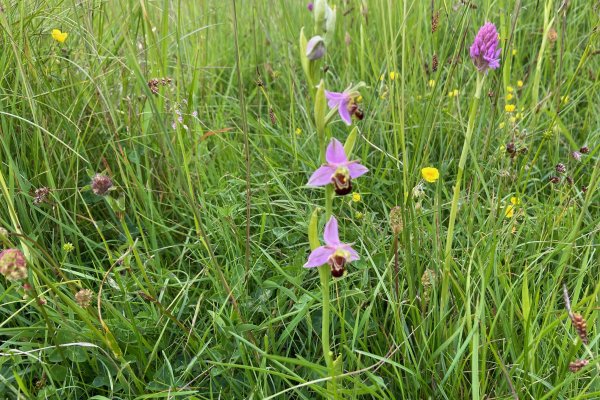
[323,4,336,45]
[306,35,326,60]
[313,0,328,29]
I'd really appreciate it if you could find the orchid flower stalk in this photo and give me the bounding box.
[441,22,500,319]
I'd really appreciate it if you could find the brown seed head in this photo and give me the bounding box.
[389,206,404,235]
[548,28,558,43]
[432,54,439,72]
[570,313,589,344]
[569,359,589,372]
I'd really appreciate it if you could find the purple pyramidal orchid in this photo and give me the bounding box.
[304,216,359,277]
[469,22,501,73]
[308,138,368,195]
[325,87,362,125]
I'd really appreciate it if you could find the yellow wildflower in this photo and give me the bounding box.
[517,80,524,88]
[505,104,516,113]
[352,192,361,203]
[421,167,440,183]
[506,86,514,93]
[63,243,74,253]
[499,122,505,129]
[509,117,517,124]
[355,211,364,220]
[428,79,435,88]
[505,93,514,101]
[51,29,68,43]
[505,205,515,218]
[389,71,397,81]
[295,128,302,135]
[510,197,520,205]
[512,49,517,56]
[561,95,569,104]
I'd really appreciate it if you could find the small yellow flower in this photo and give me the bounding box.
[379,74,385,81]
[421,167,440,183]
[499,122,505,129]
[505,104,516,113]
[516,112,523,119]
[354,211,364,220]
[51,29,68,43]
[428,79,435,87]
[509,116,517,124]
[517,80,524,88]
[512,49,517,56]
[389,71,397,81]
[505,205,515,218]
[505,93,514,101]
[453,89,459,97]
[295,128,302,135]
[506,86,514,93]
[561,95,569,104]
[63,242,74,253]
[510,196,520,205]
[352,192,361,203]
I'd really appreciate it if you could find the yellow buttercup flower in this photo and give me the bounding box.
[499,122,505,129]
[421,167,440,183]
[295,128,302,135]
[510,197,520,205]
[352,192,361,203]
[505,93,514,101]
[428,79,435,87]
[51,29,68,43]
[506,86,514,93]
[517,80,524,88]
[505,104,516,113]
[389,71,397,81]
[505,205,515,218]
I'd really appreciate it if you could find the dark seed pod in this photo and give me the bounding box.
[579,146,589,154]
[556,163,566,174]
[569,359,589,372]
[506,142,516,154]
[549,176,560,184]
[432,54,438,72]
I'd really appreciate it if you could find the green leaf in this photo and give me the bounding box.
[344,126,358,157]
[308,208,320,250]
[315,80,327,138]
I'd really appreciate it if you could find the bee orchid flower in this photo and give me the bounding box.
[325,83,365,125]
[304,216,359,277]
[308,138,368,195]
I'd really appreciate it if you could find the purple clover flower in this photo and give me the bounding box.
[304,216,359,277]
[308,2,314,11]
[469,22,501,73]
[308,138,368,195]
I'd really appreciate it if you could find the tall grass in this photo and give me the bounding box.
[0,0,598,398]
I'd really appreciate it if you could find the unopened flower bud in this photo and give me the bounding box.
[75,288,94,308]
[91,174,113,196]
[555,163,566,174]
[579,146,589,154]
[0,249,28,281]
[306,35,326,60]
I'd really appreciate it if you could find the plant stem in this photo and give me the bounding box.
[440,74,484,319]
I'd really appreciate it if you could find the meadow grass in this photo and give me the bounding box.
[0,0,598,398]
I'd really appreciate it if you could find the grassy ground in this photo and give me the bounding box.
[0,0,598,398]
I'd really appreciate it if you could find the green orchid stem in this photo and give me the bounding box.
[440,74,484,320]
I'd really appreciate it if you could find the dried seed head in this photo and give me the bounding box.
[91,174,113,196]
[571,151,582,162]
[421,268,437,305]
[0,248,28,281]
[549,176,561,184]
[555,163,566,174]
[548,27,558,43]
[431,10,440,33]
[579,146,589,154]
[506,142,516,155]
[75,288,94,308]
[569,359,589,372]
[432,54,439,72]
[389,206,403,235]
[581,185,587,193]
[269,108,277,125]
[566,176,574,185]
[570,313,589,344]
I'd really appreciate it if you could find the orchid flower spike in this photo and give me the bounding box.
[304,216,359,277]
[308,138,368,195]
[325,83,365,125]
[469,22,501,73]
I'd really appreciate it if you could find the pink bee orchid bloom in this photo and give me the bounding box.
[307,138,368,195]
[304,216,359,277]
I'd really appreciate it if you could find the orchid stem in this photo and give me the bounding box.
[440,74,484,321]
